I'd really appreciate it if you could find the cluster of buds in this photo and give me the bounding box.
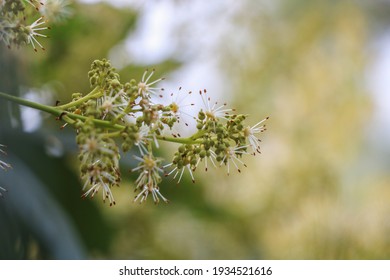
[0,0,71,51]
[0,0,48,51]
[0,144,11,198]
[55,59,268,205]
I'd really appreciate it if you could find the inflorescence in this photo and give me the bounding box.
[0,57,267,205]
[0,0,267,205]
[53,59,268,205]
[0,0,72,51]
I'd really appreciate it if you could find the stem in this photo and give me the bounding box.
[156,135,202,145]
[190,130,207,140]
[0,91,122,130]
[0,91,62,116]
[0,91,204,145]
[57,87,101,110]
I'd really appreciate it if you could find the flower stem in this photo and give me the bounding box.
[0,91,123,130]
[0,91,62,116]
[0,91,203,145]
[56,87,101,110]
[156,135,202,145]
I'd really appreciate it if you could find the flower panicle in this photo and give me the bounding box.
[131,154,169,204]
[0,0,53,51]
[49,59,268,206]
[77,120,121,206]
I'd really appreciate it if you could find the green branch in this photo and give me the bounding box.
[0,91,202,145]
[156,135,202,145]
[56,87,101,110]
[0,91,62,116]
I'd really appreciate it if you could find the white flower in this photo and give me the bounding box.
[134,125,151,155]
[138,69,164,98]
[81,162,118,206]
[39,0,73,23]
[98,89,128,120]
[133,184,168,204]
[195,149,217,172]
[131,154,168,204]
[26,16,49,52]
[79,134,118,167]
[219,145,249,175]
[199,89,234,122]
[164,162,196,184]
[244,116,268,155]
[166,88,195,127]
[78,132,120,206]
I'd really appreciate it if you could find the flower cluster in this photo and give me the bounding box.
[0,0,71,51]
[0,144,11,198]
[56,59,268,205]
[75,119,120,206]
[0,0,48,51]
[164,103,268,179]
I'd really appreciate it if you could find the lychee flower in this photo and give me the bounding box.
[77,127,121,206]
[98,89,128,120]
[133,184,168,204]
[131,154,168,204]
[39,0,73,23]
[219,145,249,175]
[79,134,118,167]
[26,16,49,52]
[81,161,119,206]
[164,163,196,184]
[244,116,269,155]
[166,88,195,127]
[134,125,151,155]
[195,148,217,172]
[199,89,233,122]
[138,69,164,98]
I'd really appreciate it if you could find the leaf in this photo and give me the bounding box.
[0,152,86,259]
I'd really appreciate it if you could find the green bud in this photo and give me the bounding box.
[122,143,130,152]
[191,158,197,166]
[178,145,185,153]
[110,79,121,88]
[198,110,206,120]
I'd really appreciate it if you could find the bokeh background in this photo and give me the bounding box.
[1,0,390,259]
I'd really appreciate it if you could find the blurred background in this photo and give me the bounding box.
[1,0,390,259]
